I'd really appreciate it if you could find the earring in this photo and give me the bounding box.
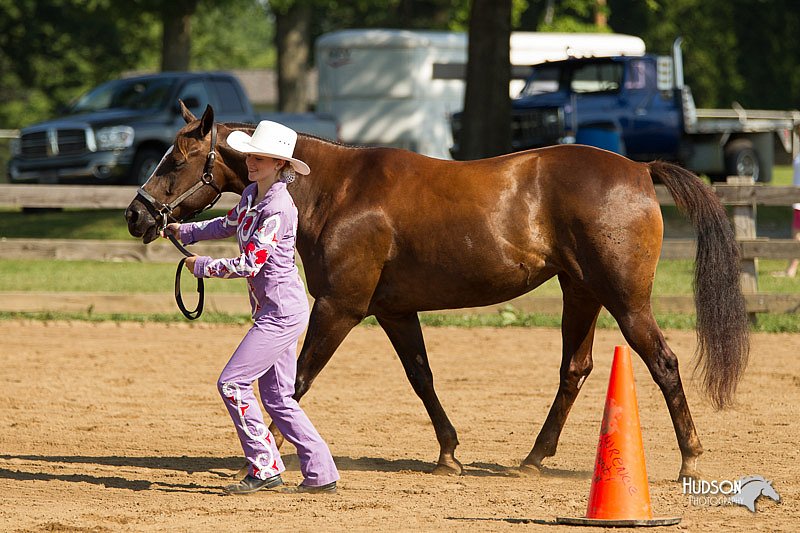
[279,167,296,184]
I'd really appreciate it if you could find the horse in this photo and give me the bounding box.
[125,103,749,481]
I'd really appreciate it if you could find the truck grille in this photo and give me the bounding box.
[511,108,565,149]
[20,128,89,158]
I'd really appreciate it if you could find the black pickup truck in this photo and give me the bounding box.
[8,71,258,185]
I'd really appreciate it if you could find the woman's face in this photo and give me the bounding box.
[245,154,284,183]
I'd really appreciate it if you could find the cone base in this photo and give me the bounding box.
[556,516,681,527]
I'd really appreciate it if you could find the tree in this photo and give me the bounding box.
[0,0,158,127]
[160,0,200,71]
[460,0,512,159]
[274,1,313,112]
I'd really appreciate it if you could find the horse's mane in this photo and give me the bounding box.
[225,122,257,132]
[221,121,349,148]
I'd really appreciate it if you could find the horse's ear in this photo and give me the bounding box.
[199,104,214,138]
[179,100,196,123]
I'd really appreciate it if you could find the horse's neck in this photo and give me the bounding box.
[288,135,348,244]
[219,124,254,195]
[217,129,346,246]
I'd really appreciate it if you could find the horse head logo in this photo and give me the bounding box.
[729,475,781,512]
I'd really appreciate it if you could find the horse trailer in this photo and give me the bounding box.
[315,29,645,159]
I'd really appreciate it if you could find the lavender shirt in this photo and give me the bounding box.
[178,181,308,319]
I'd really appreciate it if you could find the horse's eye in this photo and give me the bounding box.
[174,159,186,169]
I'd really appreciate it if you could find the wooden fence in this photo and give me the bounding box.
[1,182,799,315]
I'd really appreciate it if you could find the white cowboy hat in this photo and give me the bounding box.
[227,120,311,175]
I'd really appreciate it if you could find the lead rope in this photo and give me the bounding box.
[162,214,204,320]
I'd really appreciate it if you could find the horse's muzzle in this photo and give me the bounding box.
[125,199,159,243]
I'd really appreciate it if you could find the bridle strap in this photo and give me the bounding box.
[135,123,220,320]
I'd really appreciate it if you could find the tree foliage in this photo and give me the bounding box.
[0,0,274,127]
[609,0,800,109]
[1,0,800,129]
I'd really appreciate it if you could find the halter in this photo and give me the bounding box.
[136,123,222,242]
[135,123,221,320]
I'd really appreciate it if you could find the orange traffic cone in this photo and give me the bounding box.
[557,345,681,527]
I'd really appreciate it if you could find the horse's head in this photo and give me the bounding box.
[125,101,237,243]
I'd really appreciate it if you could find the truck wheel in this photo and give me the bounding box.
[131,148,163,185]
[724,139,760,182]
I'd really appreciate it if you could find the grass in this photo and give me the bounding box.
[0,207,226,240]
[0,259,247,294]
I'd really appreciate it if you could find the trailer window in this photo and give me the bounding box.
[570,62,623,93]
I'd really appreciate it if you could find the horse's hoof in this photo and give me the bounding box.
[233,462,249,479]
[517,463,544,477]
[677,456,705,482]
[431,459,463,476]
[677,467,705,482]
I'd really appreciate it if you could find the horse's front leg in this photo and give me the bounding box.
[376,312,462,476]
[268,295,364,448]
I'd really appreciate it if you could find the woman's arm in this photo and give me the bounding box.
[191,212,287,279]
[177,205,242,244]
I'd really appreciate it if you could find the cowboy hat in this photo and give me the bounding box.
[227,120,311,175]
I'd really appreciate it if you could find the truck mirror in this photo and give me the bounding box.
[656,57,673,92]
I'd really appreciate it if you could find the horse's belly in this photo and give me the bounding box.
[371,257,556,313]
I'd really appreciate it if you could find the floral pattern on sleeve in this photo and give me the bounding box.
[201,213,282,279]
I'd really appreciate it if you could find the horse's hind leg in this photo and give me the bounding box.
[521,275,601,473]
[376,312,462,476]
[614,307,704,481]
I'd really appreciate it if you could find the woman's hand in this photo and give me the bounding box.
[160,222,181,239]
[184,255,198,273]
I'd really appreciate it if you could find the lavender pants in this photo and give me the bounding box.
[218,311,339,486]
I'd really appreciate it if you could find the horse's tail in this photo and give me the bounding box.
[647,160,749,409]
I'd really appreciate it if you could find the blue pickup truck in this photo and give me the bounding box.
[452,39,800,182]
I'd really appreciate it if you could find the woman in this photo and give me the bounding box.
[163,121,339,495]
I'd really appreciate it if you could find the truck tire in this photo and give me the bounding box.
[131,148,164,185]
[724,138,760,182]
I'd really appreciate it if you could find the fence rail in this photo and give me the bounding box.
[1,181,798,315]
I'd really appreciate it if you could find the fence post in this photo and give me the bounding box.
[726,176,758,322]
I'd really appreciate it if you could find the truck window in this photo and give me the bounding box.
[210,79,247,113]
[570,62,623,94]
[69,77,175,113]
[519,65,561,97]
[178,80,211,114]
[625,59,655,90]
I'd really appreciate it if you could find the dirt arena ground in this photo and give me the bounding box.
[0,321,797,531]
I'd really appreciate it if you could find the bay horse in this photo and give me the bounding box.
[125,103,749,481]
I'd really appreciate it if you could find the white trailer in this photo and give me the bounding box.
[315,29,645,159]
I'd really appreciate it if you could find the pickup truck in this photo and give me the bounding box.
[7,71,339,185]
[451,38,800,182]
